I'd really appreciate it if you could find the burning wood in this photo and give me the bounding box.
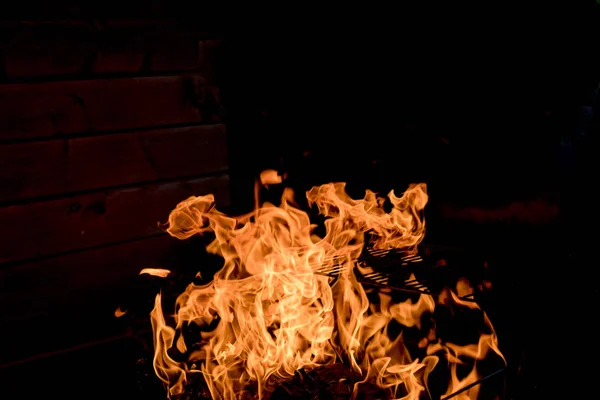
[147,174,505,399]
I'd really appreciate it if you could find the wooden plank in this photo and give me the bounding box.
[0,2,176,20]
[150,37,223,78]
[0,123,228,202]
[1,1,228,21]
[0,229,223,365]
[0,289,137,366]
[92,28,146,74]
[92,23,218,74]
[0,21,222,78]
[151,34,201,71]
[0,173,230,264]
[0,235,179,364]
[196,39,224,84]
[0,235,178,311]
[0,336,148,399]
[0,22,93,77]
[0,75,222,141]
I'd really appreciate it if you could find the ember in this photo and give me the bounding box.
[148,173,505,399]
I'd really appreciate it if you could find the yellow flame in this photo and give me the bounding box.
[260,169,284,185]
[150,178,503,399]
[140,268,171,278]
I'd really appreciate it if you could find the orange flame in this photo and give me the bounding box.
[140,268,171,278]
[149,175,504,399]
[429,288,506,399]
[114,306,127,318]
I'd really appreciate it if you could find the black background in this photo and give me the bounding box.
[2,2,599,399]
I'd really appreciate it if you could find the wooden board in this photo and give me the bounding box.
[0,336,154,398]
[0,234,177,364]
[0,22,93,77]
[1,3,227,24]
[0,124,228,202]
[0,75,222,141]
[0,234,177,314]
[0,21,222,78]
[0,173,230,264]
[0,230,222,365]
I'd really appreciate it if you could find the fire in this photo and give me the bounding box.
[140,268,172,278]
[148,175,505,399]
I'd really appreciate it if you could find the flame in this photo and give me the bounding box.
[114,306,127,318]
[429,289,506,399]
[140,268,171,278]
[149,176,504,399]
[259,169,284,185]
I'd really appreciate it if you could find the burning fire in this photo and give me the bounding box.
[149,174,505,399]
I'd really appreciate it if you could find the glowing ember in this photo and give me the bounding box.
[149,175,504,399]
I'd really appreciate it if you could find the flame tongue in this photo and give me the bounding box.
[150,180,503,399]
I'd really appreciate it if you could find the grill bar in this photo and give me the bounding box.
[316,246,479,302]
[440,368,506,400]
[318,245,506,399]
[142,243,505,399]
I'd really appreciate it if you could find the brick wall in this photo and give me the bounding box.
[0,19,227,368]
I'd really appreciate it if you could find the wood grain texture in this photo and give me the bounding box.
[0,22,93,77]
[195,39,224,84]
[0,173,230,264]
[92,28,146,74]
[0,234,177,364]
[150,35,201,72]
[0,75,222,141]
[0,234,173,311]
[0,124,228,202]
[0,2,227,23]
[0,21,222,78]
[0,230,222,365]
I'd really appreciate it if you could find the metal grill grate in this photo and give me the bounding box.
[139,242,506,399]
[315,243,506,399]
[317,245,478,302]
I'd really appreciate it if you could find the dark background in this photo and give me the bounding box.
[0,2,599,399]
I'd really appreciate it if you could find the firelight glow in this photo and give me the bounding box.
[148,175,504,399]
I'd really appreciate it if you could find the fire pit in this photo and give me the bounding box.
[135,172,506,399]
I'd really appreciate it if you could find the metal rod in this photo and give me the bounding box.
[316,265,350,274]
[440,367,506,400]
[359,279,478,302]
[358,280,434,296]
